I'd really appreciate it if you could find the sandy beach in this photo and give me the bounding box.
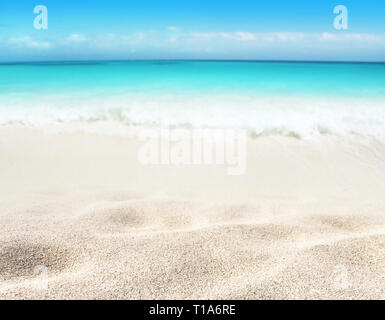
[0,125,384,299]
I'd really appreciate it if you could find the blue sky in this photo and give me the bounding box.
[0,0,384,61]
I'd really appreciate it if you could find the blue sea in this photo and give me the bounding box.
[1,60,385,137]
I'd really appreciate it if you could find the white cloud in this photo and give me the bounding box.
[191,32,303,42]
[66,34,88,43]
[271,32,307,42]
[319,32,380,42]
[169,36,178,43]
[189,31,384,44]
[134,32,145,40]
[167,26,180,32]
[192,32,315,42]
[234,32,257,41]
[7,36,52,49]
[2,31,384,59]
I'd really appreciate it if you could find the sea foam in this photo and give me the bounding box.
[0,92,384,139]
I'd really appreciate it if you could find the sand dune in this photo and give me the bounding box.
[0,126,384,299]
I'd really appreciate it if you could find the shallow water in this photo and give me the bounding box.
[1,60,385,138]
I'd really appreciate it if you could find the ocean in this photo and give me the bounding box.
[1,60,385,138]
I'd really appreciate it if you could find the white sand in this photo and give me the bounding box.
[0,126,384,299]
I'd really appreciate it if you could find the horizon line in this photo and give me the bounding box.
[1,58,385,65]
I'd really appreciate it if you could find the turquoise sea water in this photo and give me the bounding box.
[0,60,385,137]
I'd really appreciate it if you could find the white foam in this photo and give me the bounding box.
[0,92,385,139]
